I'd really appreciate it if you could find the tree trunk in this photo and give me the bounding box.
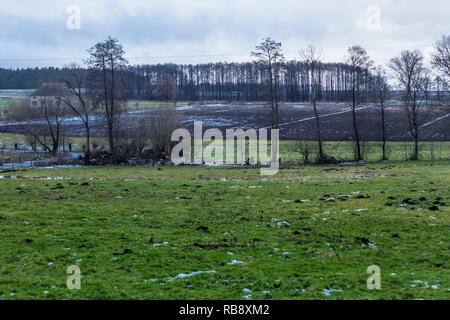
[85,120,91,165]
[380,90,387,161]
[110,58,118,165]
[269,63,275,129]
[413,136,419,160]
[107,115,116,163]
[352,85,362,161]
[311,68,324,160]
[411,100,419,161]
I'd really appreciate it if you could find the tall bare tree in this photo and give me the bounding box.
[300,45,326,161]
[251,37,285,128]
[149,106,179,158]
[24,84,67,156]
[86,37,128,164]
[389,50,429,160]
[345,45,373,161]
[431,35,450,86]
[373,66,390,160]
[59,64,93,164]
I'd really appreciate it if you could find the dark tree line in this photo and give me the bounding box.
[1,61,377,103]
[117,61,377,103]
[0,67,63,89]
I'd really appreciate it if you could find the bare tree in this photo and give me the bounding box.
[114,112,152,162]
[300,45,326,161]
[389,50,429,160]
[296,140,317,164]
[251,37,285,128]
[22,85,67,156]
[431,35,450,86]
[131,115,152,157]
[59,64,93,164]
[86,37,128,164]
[345,45,373,161]
[149,106,179,158]
[373,66,390,160]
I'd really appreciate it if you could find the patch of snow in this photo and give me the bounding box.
[340,160,365,166]
[362,242,376,248]
[153,242,169,247]
[169,270,216,281]
[323,288,343,296]
[432,284,440,289]
[277,221,290,227]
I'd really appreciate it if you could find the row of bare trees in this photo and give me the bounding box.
[3,36,449,164]
[5,37,180,165]
[251,35,449,161]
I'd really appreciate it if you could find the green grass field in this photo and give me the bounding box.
[0,161,448,299]
[0,100,14,115]
[0,100,10,109]
[0,99,24,120]
[1,133,449,163]
[127,100,187,110]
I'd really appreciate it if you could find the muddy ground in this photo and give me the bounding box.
[1,102,449,141]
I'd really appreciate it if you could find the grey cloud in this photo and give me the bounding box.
[0,0,448,68]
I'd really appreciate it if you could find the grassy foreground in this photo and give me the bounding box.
[0,161,448,300]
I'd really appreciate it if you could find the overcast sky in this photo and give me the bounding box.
[1,0,449,68]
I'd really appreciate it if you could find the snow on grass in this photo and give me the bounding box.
[168,270,216,281]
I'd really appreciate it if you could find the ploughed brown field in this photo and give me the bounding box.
[1,102,449,141]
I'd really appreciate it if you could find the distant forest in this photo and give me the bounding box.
[2,61,448,103]
[0,62,387,102]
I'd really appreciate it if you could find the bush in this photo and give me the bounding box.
[296,141,316,164]
[149,106,179,159]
